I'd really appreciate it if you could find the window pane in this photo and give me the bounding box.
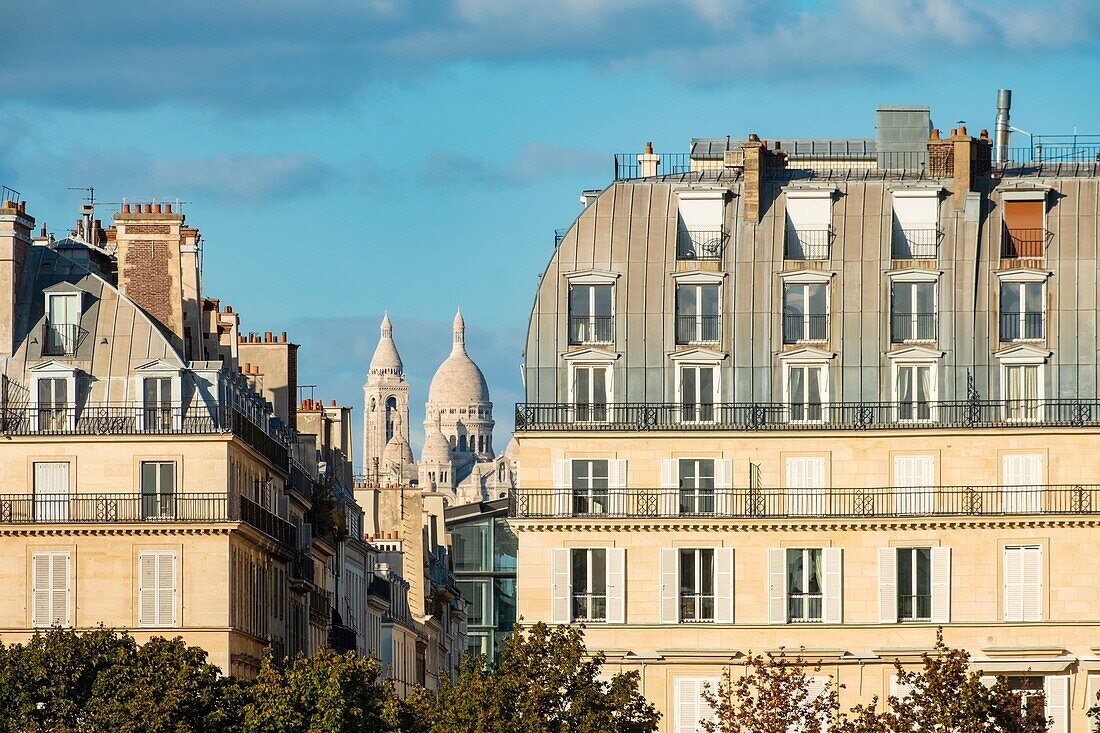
[790,367,805,403]
[915,283,935,313]
[787,549,804,594]
[677,286,697,316]
[1024,283,1042,313]
[916,548,931,595]
[592,549,607,593]
[159,463,175,493]
[493,518,518,572]
[572,550,588,594]
[783,285,803,316]
[893,283,913,314]
[453,522,490,571]
[682,367,697,402]
[699,549,714,595]
[807,550,822,594]
[697,460,715,488]
[808,284,827,315]
[698,368,714,404]
[807,367,822,403]
[591,368,607,405]
[897,548,913,595]
[1002,283,1020,313]
[678,460,694,487]
[701,285,719,316]
[569,286,590,316]
[572,461,587,488]
[141,462,157,493]
[574,368,590,403]
[495,579,517,632]
[593,286,612,317]
[590,460,609,485]
[679,550,696,593]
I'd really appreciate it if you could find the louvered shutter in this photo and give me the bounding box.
[715,459,733,516]
[805,676,831,733]
[34,462,70,521]
[51,553,70,626]
[768,547,787,624]
[822,548,843,624]
[158,552,177,626]
[660,459,678,516]
[552,459,570,516]
[1087,675,1100,732]
[660,548,679,624]
[139,553,158,625]
[608,460,628,516]
[1004,547,1025,621]
[878,547,897,623]
[550,548,571,624]
[605,548,625,624]
[1002,454,1042,513]
[1044,675,1068,733]
[889,674,914,709]
[675,677,718,733]
[32,553,51,626]
[930,547,951,623]
[1022,546,1042,621]
[714,548,734,624]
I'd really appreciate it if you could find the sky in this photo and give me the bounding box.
[3,0,1100,466]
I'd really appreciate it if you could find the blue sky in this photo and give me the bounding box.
[3,0,1100,464]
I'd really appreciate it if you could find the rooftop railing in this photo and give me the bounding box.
[784,228,832,260]
[42,322,88,356]
[510,484,1100,519]
[567,316,614,345]
[1002,227,1048,258]
[891,228,940,259]
[676,229,727,260]
[515,399,1100,431]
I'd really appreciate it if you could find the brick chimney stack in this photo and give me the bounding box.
[0,199,34,357]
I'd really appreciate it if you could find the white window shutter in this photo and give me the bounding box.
[822,548,843,624]
[888,674,914,706]
[605,548,626,624]
[52,553,70,626]
[878,547,897,623]
[139,553,157,625]
[158,552,177,626]
[32,553,50,626]
[1004,547,1024,622]
[714,548,734,624]
[1087,675,1100,732]
[552,459,570,516]
[660,459,678,516]
[715,459,733,516]
[1044,675,1068,733]
[660,548,679,624]
[608,459,628,516]
[550,548,571,624]
[805,676,831,733]
[767,547,787,624]
[1023,546,1042,621]
[674,677,718,733]
[930,547,951,623]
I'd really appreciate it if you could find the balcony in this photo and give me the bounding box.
[290,551,316,587]
[514,399,1100,431]
[782,313,828,344]
[567,316,614,345]
[1000,311,1045,342]
[676,229,727,260]
[1001,227,1048,258]
[511,484,1100,520]
[890,312,937,343]
[329,623,357,653]
[891,228,939,259]
[310,588,333,620]
[784,228,831,260]
[675,315,721,345]
[42,322,87,356]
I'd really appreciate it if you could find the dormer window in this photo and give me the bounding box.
[568,284,613,345]
[38,378,68,432]
[44,293,81,356]
[143,377,173,432]
[784,190,834,260]
[135,361,184,431]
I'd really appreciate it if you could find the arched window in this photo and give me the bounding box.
[449,435,456,449]
[458,435,467,452]
[385,396,398,441]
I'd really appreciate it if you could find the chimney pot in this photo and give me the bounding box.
[748,133,760,142]
[165,203,172,213]
[930,129,940,139]
[331,400,337,407]
[645,141,653,154]
[958,125,967,136]
[980,129,989,139]
[225,305,233,314]
[154,203,162,214]
[265,331,272,342]
[280,331,287,342]
[122,203,131,213]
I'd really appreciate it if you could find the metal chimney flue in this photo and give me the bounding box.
[994,89,1012,165]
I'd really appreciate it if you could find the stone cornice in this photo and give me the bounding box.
[508,516,1100,532]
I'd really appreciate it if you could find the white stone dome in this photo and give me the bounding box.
[427,309,490,404]
[421,414,453,464]
[369,312,404,376]
[383,432,414,466]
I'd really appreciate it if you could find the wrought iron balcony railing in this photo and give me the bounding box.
[510,484,1100,519]
[675,314,721,344]
[329,623,357,652]
[782,313,829,343]
[1002,227,1048,258]
[42,322,87,356]
[890,312,937,342]
[514,399,1100,431]
[676,229,727,260]
[891,228,940,259]
[567,316,614,345]
[1000,311,1046,341]
[784,228,832,260]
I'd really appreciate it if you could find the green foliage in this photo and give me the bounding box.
[397,622,660,733]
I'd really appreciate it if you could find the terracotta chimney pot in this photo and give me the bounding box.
[645,141,653,154]
[122,203,131,213]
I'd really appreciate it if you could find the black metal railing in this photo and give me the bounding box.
[614,153,693,180]
[42,322,87,356]
[679,593,715,623]
[368,575,392,604]
[510,484,1100,519]
[676,229,727,260]
[1002,227,1048,258]
[310,588,333,618]
[0,492,228,524]
[291,551,316,585]
[290,463,315,500]
[567,316,614,345]
[571,593,607,623]
[514,398,1100,431]
[782,313,828,343]
[890,312,937,342]
[554,228,567,247]
[891,228,939,259]
[675,315,721,344]
[999,311,1046,341]
[784,228,831,260]
[329,623,357,652]
[239,495,295,545]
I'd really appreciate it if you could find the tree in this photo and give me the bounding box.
[239,648,394,733]
[701,651,840,733]
[399,622,660,733]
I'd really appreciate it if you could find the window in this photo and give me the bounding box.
[143,377,173,432]
[571,364,611,422]
[783,283,828,343]
[787,548,823,623]
[890,281,936,342]
[37,377,68,432]
[456,579,490,626]
[140,461,176,519]
[571,459,608,515]
[1002,454,1042,514]
[786,456,825,515]
[895,364,935,422]
[679,459,715,514]
[785,193,832,260]
[1002,675,1070,732]
[1003,545,1042,622]
[677,549,714,623]
[1003,363,1041,421]
[893,455,934,514]
[891,192,939,258]
[568,284,613,344]
[674,677,719,733]
[453,521,491,571]
[896,548,931,621]
[385,396,398,441]
[1002,199,1045,257]
[679,364,717,423]
[675,284,720,344]
[676,189,725,261]
[138,551,177,627]
[786,364,827,423]
[1000,281,1044,341]
[1005,676,1046,720]
[571,549,607,622]
[33,462,70,522]
[492,518,518,572]
[44,293,80,356]
[32,551,71,627]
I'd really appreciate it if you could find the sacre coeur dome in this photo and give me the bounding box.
[427,310,491,405]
